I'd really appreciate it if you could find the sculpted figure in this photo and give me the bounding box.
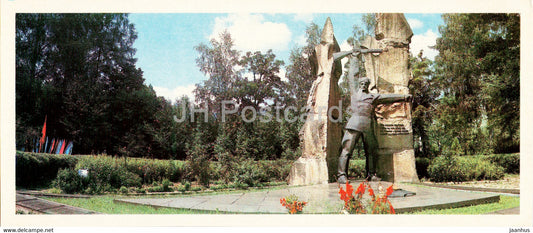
[333,49,411,184]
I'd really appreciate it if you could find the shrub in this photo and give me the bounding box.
[486,153,519,174]
[231,159,266,187]
[122,157,186,184]
[260,160,292,182]
[59,155,143,193]
[428,156,471,182]
[119,186,129,194]
[428,155,504,182]
[16,151,78,188]
[53,169,88,194]
[161,179,173,192]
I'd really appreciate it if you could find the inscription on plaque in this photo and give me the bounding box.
[379,124,409,135]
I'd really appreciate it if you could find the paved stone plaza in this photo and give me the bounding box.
[116,181,503,214]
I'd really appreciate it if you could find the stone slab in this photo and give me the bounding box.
[116,182,502,214]
[16,193,97,214]
[16,194,37,202]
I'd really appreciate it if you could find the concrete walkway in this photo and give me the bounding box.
[16,193,98,214]
[117,182,503,214]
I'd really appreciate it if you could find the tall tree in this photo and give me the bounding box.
[194,30,241,117]
[409,51,438,157]
[16,13,172,157]
[237,50,284,109]
[283,23,321,111]
[433,13,519,154]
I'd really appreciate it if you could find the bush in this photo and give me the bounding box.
[428,155,504,182]
[53,169,88,194]
[260,160,292,182]
[56,155,143,193]
[348,159,366,178]
[428,156,469,182]
[16,151,78,188]
[119,186,129,194]
[486,153,519,174]
[122,157,186,184]
[232,159,267,187]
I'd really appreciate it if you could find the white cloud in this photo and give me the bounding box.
[407,18,424,30]
[153,84,196,103]
[293,13,313,23]
[210,13,292,52]
[410,29,439,60]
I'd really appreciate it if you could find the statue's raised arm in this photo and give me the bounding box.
[332,47,386,96]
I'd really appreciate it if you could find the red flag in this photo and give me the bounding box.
[39,115,47,152]
[60,140,67,154]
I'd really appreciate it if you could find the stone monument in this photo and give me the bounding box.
[288,18,343,185]
[361,13,419,182]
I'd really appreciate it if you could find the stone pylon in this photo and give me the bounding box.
[288,18,343,185]
[362,13,419,183]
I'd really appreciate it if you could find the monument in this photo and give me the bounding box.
[288,13,419,185]
[361,13,419,182]
[288,18,343,185]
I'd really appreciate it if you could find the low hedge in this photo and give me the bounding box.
[428,155,504,182]
[16,151,78,188]
[56,155,185,194]
[51,154,292,193]
[485,153,519,174]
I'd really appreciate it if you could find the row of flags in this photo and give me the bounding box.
[33,137,74,155]
[33,115,74,155]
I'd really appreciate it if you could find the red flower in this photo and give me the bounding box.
[355,182,365,196]
[368,187,375,197]
[339,187,347,201]
[346,183,354,198]
[386,185,394,197]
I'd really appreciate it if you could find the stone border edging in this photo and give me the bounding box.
[394,195,500,214]
[17,191,92,198]
[413,183,520,194]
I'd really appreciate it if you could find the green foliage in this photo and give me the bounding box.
[486,153,519,174]
[119,186,129,194]
[53,169,88,194]
[16,151,78,188]
[146,179,173,193]
[409,52,438,157]
[433,13,520,154]
[428,155,504,182]
[348,159,366,179]
[121,157,186,184]
[15,13,184,159]
[186,124,213,187]
[66,156,143,193]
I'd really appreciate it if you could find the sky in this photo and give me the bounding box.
[128,13,443,103]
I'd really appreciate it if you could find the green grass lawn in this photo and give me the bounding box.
[402,195,520,215]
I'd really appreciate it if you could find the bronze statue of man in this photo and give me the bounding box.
[333,48,411,184]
